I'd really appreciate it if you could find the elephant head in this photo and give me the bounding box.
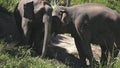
[53,6,71,26]
[16,0,53,57]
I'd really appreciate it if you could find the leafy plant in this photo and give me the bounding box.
[0,0,18,12]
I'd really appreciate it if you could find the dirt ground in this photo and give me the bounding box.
[47,34,101,68]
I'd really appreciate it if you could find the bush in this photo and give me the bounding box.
[0,0,18,12]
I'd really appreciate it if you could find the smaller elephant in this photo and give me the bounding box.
[52,3,120,67]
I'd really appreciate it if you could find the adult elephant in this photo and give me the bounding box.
[0,6,24,49]
[14,0,53,57]
[52,3,120,67]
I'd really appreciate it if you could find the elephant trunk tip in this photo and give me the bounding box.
[40,48,47,58]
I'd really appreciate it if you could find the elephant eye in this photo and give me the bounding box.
[59,11,67,18]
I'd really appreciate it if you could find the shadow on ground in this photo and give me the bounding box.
[46,45,82,68]
[46,34,84,68]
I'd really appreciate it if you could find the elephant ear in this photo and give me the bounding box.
[24,2,34,19]
[59,10,71,26]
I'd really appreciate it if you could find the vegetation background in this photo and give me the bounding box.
[0,0,120,68]
[0,0,120,12]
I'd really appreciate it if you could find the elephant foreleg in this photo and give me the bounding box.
[33,30,44,55]
[22,18,33,46]
[74,37,87,67]
[22,18,34,46]
[81,40,98,67]
[100,45,108,66]
[26,24,34,47]
[100,34,115,66]
[74,15,98,67]
[114,33,120,57]
[108,36,118,66]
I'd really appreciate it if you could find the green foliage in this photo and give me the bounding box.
[0,0,18,12]
[0,43,120,68]
[71,0,120,13]
[51,0,120,13]
[114,57,120,68]
[0,0,120,13]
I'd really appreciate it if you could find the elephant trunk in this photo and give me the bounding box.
[41,14,51,58]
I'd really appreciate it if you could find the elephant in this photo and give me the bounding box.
[14,0,53,57]
[0,6,24,50]
[52,3,120,67]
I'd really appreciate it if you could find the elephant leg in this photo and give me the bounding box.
[74,15,97,67]
[109,44,118,65]
[114,32,120,47]
[81,40,98,67]
[23,21,34,47]
[26,26,34,47]
[106,35,117,61]
[14,8,26,45]
[71,26,87,66]
[113,32,120,57]
[100,44,108,66]
[74,36,97,67]
[112,48,119,67]
[100,34,115,66]
[33,30,44,55]
[110,47,119,67]
[21,18,32,46]
[74,37,87,67]
[114,34,120,58]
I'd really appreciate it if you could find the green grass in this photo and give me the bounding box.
[0,43,120,68]
[114,57,120,68]
[0,43,69,68]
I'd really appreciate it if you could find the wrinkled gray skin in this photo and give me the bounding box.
[0,6,23,50]
[14,0,53,57]
[53,3,120,67]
